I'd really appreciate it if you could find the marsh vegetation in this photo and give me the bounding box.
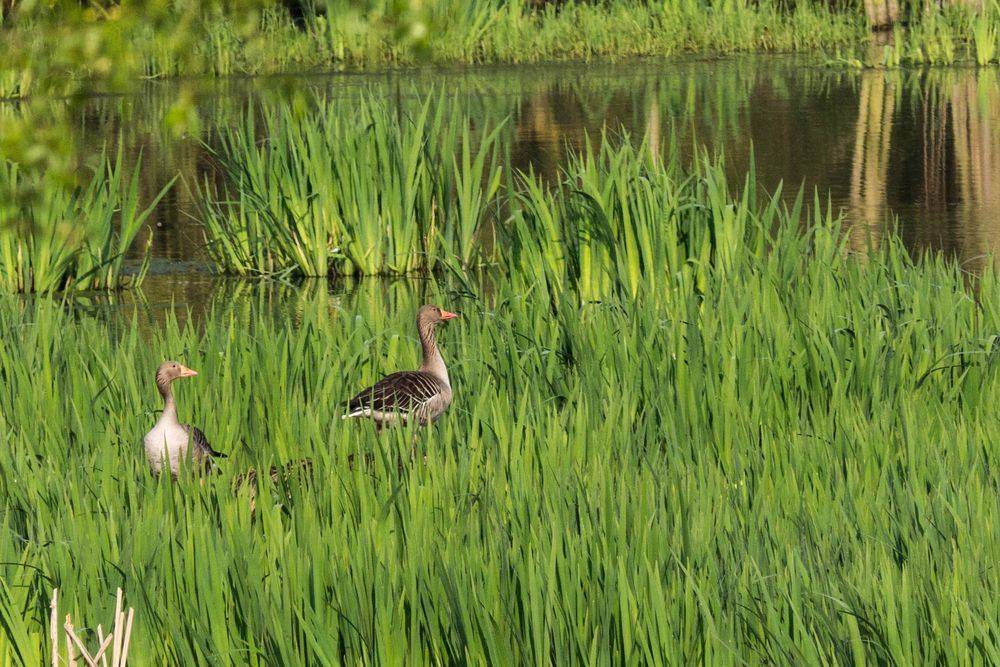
[4,169,1000,661]
[4,1,1000,664]
[4,97,1000,659]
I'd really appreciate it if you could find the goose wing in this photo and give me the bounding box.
[345,371,446,416]
[183,424,227,461]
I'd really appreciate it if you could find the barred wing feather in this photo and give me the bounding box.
[183,424,227,460]
[346,371,446,416]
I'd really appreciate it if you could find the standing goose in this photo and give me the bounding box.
[343,304,458,430]
[144,361,226,478]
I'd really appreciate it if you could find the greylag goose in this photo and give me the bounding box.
[144,361,226,477]
[343,304,458,430]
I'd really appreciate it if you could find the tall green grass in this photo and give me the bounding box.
[136,0,864,72]
[836,5,1000,68]
[9,0,1000,96]
[1,0,867,95]
[4,175,1000,661]
[972,2,1000,65]
[96,0,1000,72]
[199,94,504,277]
[200,95,794,292]
[505,139,795,302]
[0,149,172,293]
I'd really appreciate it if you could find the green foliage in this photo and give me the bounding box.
[915,12,959,65]
[1,0,270,98]
[506,138,780,302]
[200,93,798,295]
[972,3,1000,65]
[199,93,505,276]
[0,148,171,293]
[0,0,253,234]
[3,171,1000,660]
[1,0,865,94]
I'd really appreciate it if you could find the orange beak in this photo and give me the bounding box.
[178,365,199,378]
[440,310,458,320]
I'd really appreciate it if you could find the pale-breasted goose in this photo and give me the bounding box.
[144,361,226,477]
[343,304,458,429]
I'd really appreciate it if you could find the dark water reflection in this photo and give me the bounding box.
[67,269,470,335]
[58,57,1000,315]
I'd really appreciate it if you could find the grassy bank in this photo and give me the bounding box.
[178,0,865,72]
[169,1,1000,70]
[3,162,1000,662]
[1,0,866,99]
[9,0,1000,101]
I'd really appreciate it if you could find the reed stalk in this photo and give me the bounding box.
[0,148,171,293]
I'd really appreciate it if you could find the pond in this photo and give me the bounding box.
[68,55,1000,318]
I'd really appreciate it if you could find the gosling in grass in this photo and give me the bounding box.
[144,361,226,478]
[232,458,314,515]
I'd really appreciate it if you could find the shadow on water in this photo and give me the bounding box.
[13,56,1000,315]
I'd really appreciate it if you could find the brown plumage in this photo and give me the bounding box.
[343,304,458,429]
[232,458,314,515]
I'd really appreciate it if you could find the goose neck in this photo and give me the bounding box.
[158,380,179,423]
[418,323,450,385]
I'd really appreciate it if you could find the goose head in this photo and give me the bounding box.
[155,360,198,392]
[416,304,458,332]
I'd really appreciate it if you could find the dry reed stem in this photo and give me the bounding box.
[96,625,109,667]
[111,589,123,667]
[120,608,135,667]
[93,634,114,665]
[65,619,98,667]
[50,589,58,667]
[64,615,77,667]
[50,588,135,667]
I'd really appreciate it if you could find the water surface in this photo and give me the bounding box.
[63,56,1000,314]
